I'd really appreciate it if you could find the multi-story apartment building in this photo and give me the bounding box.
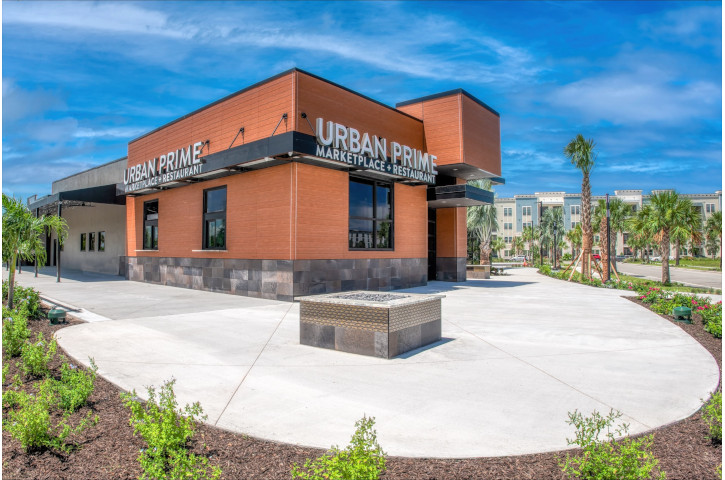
[493,190,722,259]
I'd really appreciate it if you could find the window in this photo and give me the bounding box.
[504,236,513,244]
[98,231,105,252]
[504,222,513,230]
[80,233,86,251]
[523,222,532,229]
[203,187,227,249]
[522,206,532,216]
[143,200,159,250]
[706,203,715,213]
[571,205,581,216]
[349,178,393,249]
[623,233,629,244]
[88,232,95,251]
[571,221,579,229]
[594,234,600,243]
[503,207,513,217]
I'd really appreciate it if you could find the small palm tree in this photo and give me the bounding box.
[466,180,496,265]
[564,135,596,278]
[670,198,702,267]
[706,211,722,268]
[593,198,632,274]
[641,191,691,284]
[513,236,525,257]
[565,224,583,260]
[491,237,506,260]
[2,195,67,308]
[541,207,564,267]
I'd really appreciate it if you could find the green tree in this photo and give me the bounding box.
[564,135,596,278]
[541,207,564,267]
[565,223,583,261]
[522,225,536,257]
[2,195,67,309]
[491,237,506,260]
[640,191,693,284]
[670,198,702,267]
[466,180,496,265]
[706,211,722,268]
[628,204,654,262]
[593,198,632,273]
[513,236,525,256]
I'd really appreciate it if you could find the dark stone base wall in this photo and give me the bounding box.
[436,257,467,282]
[124,257,427,301]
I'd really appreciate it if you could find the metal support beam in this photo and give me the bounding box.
[56,202,62,283]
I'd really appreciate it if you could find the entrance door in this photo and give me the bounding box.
[427,207,436,280]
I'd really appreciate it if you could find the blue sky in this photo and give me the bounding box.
[2,1,722,200]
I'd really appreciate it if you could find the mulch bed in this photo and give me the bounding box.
[2,301,721,480]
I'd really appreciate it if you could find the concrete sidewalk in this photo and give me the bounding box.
[7,267,719,458]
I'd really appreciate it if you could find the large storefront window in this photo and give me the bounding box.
[203,186,226,249]
[349,178,393,249]
[143,200,159,250]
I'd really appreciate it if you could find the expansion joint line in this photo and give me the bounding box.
[213,303,294,425]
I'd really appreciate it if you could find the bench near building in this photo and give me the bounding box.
[29,69,503,301]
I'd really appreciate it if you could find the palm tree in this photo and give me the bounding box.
[641,191,692,284]
[705,211,722,268]
[513,236,525,257]
[491,237,506,260]
[593,198,631,273]
[466,180,496,265]
[565,223,583,261]
[670,198,702,267]
[564,135,596,278]
[541,207,564,267]
[628,204,653,262]
[522,225,536,256]
[2,195,67,308]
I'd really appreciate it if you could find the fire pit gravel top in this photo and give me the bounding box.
[332,292,410,302]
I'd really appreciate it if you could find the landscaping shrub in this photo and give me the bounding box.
[702,390,722,443]
[20,332,57,378]
[47,359,98,413]
[559,409,665,480]
[2,281,42,318]
[539,265,552,276]
[701,302,722,338]
[2,379,97,452]
[291,415,386,480]
[2,305,31,358]
[120,379,221,480]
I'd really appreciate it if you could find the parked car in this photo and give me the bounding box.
[592,254,601,261]
[510,255,527,262]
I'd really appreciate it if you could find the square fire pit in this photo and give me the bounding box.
[298,291,444,359]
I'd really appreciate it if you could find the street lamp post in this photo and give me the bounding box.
[553,223,558,269]
[538,201,543,266]
[605,193,610,282]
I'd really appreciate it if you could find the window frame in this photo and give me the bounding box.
[80,233,86,251]
[202,186,227,250]
[98,231,105,252]
[348,176,394,251]
[143,199,159,250]
[88,232,96,251]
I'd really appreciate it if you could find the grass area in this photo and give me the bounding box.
[614,273,721,295]
[625,257,721,270]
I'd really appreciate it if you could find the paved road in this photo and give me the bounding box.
[615,262,722,289]
[6,267,719,458]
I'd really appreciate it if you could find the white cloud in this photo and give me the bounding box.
[75,126,148,139]
[2,79,65,122]
[640,5,722,51]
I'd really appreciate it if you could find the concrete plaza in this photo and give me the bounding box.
[6,267,720,458]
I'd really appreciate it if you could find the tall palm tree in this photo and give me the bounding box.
[491,237,506,260]
[705,211,722,268]
[466,180,496,265]
[2,195,67,308]
[564,135,596,278]
[641,191,691,284]
[522,225,536,256]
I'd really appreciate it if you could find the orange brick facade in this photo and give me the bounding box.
[123,69,501,299]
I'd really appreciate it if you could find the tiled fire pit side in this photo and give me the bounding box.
[299,292,442,359]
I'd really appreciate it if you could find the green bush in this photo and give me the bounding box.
[702,390,722,443]
[2,305,31,358]
[120,379,221,480]
[700,302,722,338]
[562,253,573,261]
[559,409,665,480]
[2,379,97,452]
[539,265,552,276]
[13,284,42,318]
[20,332,57,378]
[47,359,98,413]
[291,415,387,480]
